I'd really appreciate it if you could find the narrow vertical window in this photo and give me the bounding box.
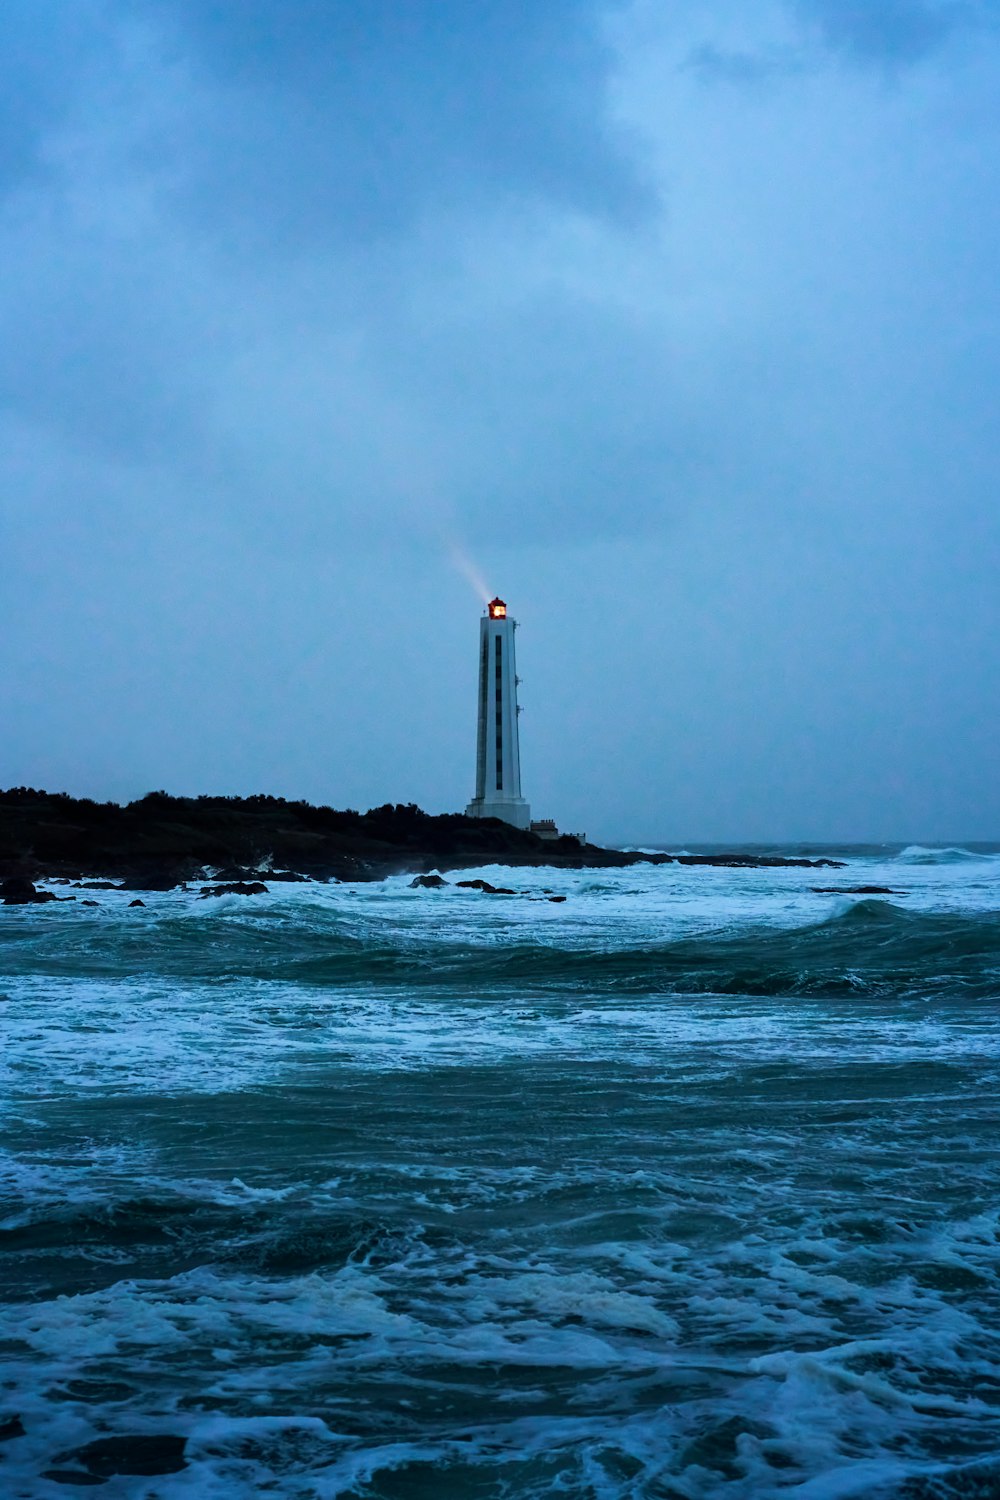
[495,634,503,791]
[476,631,489,799]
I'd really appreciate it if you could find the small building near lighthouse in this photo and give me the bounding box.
[465,597,531,830]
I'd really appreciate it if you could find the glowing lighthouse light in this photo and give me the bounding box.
[465,597,531,829]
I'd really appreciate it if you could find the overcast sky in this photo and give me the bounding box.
[2,0,999,842]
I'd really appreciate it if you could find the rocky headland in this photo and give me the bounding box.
[0,788,844,898]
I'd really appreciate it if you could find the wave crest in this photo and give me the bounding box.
[894,845,995,865]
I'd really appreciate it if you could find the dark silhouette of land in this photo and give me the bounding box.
[0,788,843,892]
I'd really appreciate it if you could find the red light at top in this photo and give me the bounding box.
[488,597,507,619]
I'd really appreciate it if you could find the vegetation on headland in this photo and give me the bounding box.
[0,788,843,890]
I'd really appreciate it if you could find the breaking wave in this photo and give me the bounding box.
[893,844,999,865]
[4,897,1000,1001]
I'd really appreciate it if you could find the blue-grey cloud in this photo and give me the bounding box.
[0,1,113,193]
[684,42,803,86]
[795,0,996,65]
[0,0,665,527]
[135,0,651,242]
[686,1,998,87]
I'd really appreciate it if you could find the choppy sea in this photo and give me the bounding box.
[2,845,1000,1498]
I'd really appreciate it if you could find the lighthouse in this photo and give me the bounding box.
[465,597,531,829]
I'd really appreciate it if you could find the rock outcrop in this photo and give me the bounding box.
[0,788,847,888]
[1,877,59,905]
[48,1434,187,1481]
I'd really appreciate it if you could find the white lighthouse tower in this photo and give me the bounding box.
[465,597,531,829]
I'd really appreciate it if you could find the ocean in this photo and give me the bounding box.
[2,846,1000,1497]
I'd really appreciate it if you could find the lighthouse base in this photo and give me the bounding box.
[464,797,532,831]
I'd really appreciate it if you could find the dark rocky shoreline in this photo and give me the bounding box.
[0,789,844,898]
